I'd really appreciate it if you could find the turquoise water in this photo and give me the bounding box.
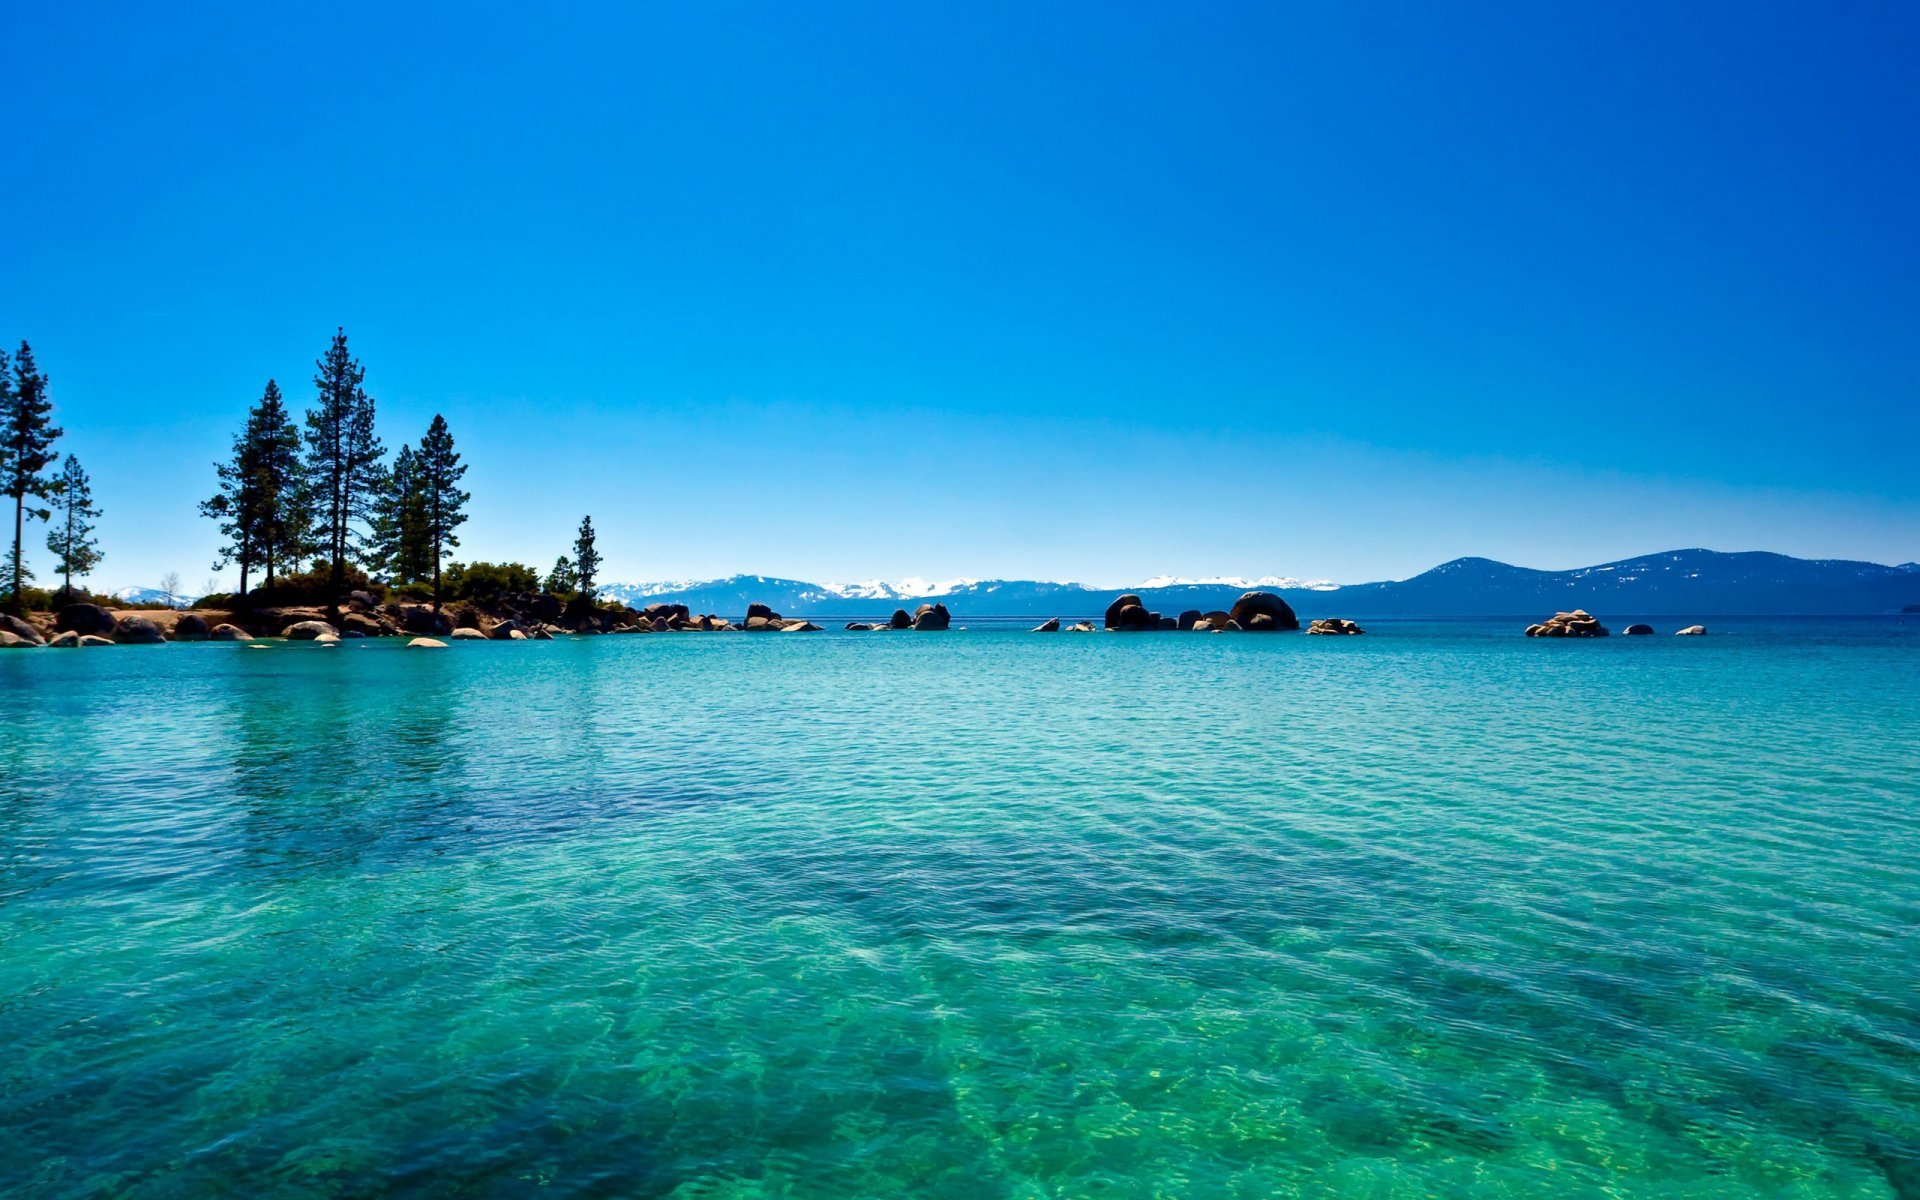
[3,620,1918,1198]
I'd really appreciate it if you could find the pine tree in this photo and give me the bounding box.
[46,455,102,596]
[545,555,577,594]
[416,414,470,610]
[249,380,310,590]
[572,515,600,604]
[204,380,311,597]
[368,446,431,586]
[304,329,384,608]
[3,342,63,612]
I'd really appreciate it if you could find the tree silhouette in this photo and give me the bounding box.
[46,455,102,596]
[304,329,383,609]
[2,343,63,612]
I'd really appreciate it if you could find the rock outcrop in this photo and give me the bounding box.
[1103,594,1159,630]
[47,631,81,648]
[1525,610,1610,638]
[889,609,913,630]
[398,606,454,636]
[0,613,44,644]
[1176,610,1202,631]
[113,616,167,644]
[1675,625,1707,636]
[0,630,36,648]
[1307,618,1365,635]
[1230,591,1299,632]
[55,603,119,636]
[172,614,211,641]
[912,603,951,631]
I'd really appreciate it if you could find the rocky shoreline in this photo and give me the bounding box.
[0,591,1715,648]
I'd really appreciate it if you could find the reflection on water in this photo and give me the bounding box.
[1,621,1918,1198]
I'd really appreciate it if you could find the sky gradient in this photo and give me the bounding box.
[5,2,1916,591]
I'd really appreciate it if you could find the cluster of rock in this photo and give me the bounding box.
[846,603,951,631]
[1307,618,1365,635]
[1076,591,1301,633]
[1525,610,1610,637]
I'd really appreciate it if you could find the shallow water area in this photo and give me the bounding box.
[3,618,1918,1198]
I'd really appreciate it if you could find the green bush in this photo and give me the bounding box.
[444,561,539,601]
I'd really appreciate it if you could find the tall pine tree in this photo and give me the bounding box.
[417,414,469,610]
[572,515,600,605]
[304,329,383,608]
[46,455,102,597]
[3,342,63,612]
[368,446,430,586]
[249,380,309,590]
[204,380,310,597]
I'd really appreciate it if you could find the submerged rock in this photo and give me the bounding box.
[407,637,448,648]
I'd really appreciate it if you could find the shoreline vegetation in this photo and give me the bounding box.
[0,329,1895,650]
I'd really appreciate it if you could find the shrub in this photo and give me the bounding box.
[444,561,539,601]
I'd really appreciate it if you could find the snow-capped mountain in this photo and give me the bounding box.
[593,551,1919,618]
[111,586,200,608]
[1134,574,1338,591]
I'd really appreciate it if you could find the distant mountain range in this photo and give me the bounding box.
[101,550,1917,617]
[600,550,1920,619]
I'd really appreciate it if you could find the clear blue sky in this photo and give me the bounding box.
[5,2,1916,591]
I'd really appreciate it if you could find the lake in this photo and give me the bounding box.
[3,618,1917,1197]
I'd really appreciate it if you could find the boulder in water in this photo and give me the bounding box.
[1229,591,1299,632]
[1675,625,1707,636]
[1525,610,1609,638]
[912,603,951,631]
[283,620,338,641]
[408,637,447,649]
[0,613,44,644]
[1624,624,1655,636]
[1032,617,1060,632]
[172,614,211,641]
[0,630,37,648]
[1307,618,1365,635]
[210,623,250,640]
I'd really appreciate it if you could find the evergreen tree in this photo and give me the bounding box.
[368,446,431,585]
[249,380,310,590]
[304,329,384,608]
[572,515,600,604]
[416,414,469,610]
[204,380,311,596]
[3,342,63,612]
[545,555,577,594]
[46,455,102,596]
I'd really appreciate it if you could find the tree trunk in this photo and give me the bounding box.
[9,495,22,613]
